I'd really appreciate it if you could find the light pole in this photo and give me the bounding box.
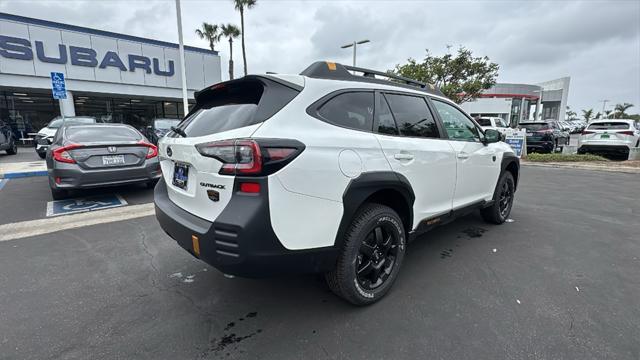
[599,99,609,120]
[341,39,370,68]
[175,0,189,116]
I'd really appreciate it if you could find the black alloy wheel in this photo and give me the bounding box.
[498,180,514,219]
[356,223,401,291]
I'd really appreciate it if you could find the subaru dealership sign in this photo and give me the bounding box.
[0,12,221,94]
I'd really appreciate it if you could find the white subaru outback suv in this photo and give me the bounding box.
[154,62,519,305]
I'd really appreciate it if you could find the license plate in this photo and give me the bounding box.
[173,163,189,189]
[102,155,125,166]
[600,134,610,139]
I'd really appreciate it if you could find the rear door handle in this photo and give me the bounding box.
[457,152,469,159]
[394,153,414,160]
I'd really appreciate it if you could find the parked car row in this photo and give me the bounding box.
[559,120,587,134]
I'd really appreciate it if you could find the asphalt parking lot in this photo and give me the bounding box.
[0,166,638,360]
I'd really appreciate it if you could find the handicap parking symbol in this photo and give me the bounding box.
[46,194,128,217]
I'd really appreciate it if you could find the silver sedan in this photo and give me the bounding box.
[46,124,161,200]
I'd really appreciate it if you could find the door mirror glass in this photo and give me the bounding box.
[484,129,501,144]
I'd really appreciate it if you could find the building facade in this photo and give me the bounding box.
[461,77,570,127]
[0,13,221,138]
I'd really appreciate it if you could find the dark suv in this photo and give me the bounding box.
[520,121,570,153]
[0,119,18,155]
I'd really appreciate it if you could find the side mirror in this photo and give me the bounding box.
[484,129,501,144]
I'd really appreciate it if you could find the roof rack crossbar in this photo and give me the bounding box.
[344,65,430,89]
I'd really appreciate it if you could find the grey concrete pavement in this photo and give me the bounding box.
[0,166,638,359]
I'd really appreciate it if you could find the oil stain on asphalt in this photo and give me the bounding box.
[206,311,263,357]
[462,227,487,238]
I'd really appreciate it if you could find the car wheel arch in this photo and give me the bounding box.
[501,154,520,191]
[335,171,415,249]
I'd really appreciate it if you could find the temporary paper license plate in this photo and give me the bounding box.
[102,155,125,166]
[173,163,189,189]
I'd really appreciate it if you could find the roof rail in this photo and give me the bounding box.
[299,61,443,96]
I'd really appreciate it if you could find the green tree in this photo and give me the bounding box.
[605,110,612,118]
[614,103,634,118]
[392,47,499,104]
[566,106,577,120]
[220,23,241,79]
[581,108,594,122]
[195,22,221,51]
[233,0,257,76]
[595,112,602,119]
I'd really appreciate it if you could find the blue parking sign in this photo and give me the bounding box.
[46,194,128,217]
[51,72,67,99]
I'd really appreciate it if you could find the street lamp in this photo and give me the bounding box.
[341,39,370,68]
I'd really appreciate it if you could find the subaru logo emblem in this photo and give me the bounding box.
[107,146,117,153]
[167,146,172,157]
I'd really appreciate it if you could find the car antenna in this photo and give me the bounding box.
[171,126,187,138]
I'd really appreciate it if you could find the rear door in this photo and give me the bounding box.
[158,76,300,222]
[430,98,500,208]
[373,92,456,225]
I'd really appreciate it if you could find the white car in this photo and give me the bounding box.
[578,119,640,159]
[477,117,509,135]
[35,116,98,158]
[154,61,520,305]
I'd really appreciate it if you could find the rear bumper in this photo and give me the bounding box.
[526,139,555,152]
[578,145,631,155]
[154,177,337,278]
[50,160,161,190]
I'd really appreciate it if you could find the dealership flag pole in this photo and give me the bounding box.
[175,0,189,116]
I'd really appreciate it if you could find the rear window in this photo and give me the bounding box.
[49,117,96,129]
[588,122,630,130]
[316,92,373,131]
[477,118,491,126]
[520,123,550,131]
[177,78,299,137]
[66,126,141,142]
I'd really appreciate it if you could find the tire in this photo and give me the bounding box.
[51,188,68,200]
[37,151,46,159]
[481,171,515,225]
[6,139,17,155]
[325,203,406,306]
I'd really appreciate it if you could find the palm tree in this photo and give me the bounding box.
[582,108,594,123]
[595,112,602,119]
[221,24,241,79]
[195,22,221,51]
[604,110,612,119]
[233,0,257,76]
[566,106,577,120]
[614,103,634,119]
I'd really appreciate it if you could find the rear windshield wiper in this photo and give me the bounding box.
[171,126,187,138]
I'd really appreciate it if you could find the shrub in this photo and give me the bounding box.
[526,153,608,162]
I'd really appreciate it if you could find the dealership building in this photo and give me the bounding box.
[0,12,221,138]
[461,77,571,127]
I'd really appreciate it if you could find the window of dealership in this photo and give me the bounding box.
[0,88,195,137]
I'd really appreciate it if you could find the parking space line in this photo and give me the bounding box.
[0,203,155,242]
[0,179,7,191]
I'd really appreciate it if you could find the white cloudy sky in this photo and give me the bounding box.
[2,0,639,114]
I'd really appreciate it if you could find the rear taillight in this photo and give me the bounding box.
[53,144,82,163]
[138,141,158,159]
[617,130,634,136]
[196,138,304,176]
[581,130,595,135]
